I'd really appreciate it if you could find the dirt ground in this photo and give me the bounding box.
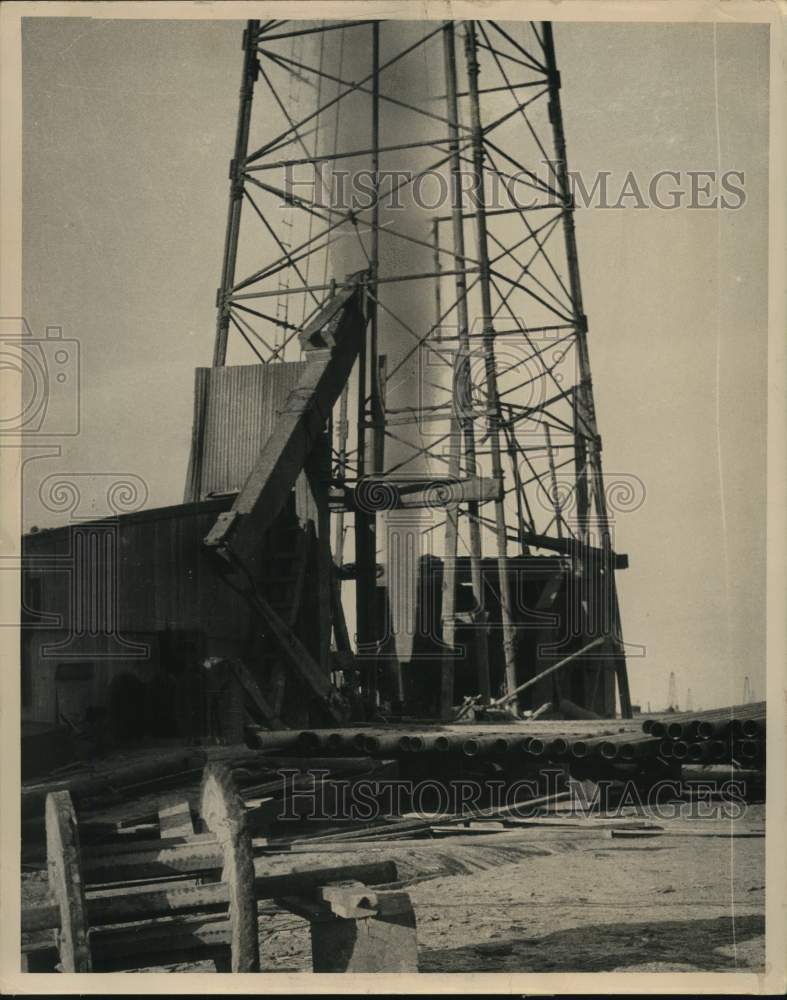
[256,807,765,974]
[22,804,765,975]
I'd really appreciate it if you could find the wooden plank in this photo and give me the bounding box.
[247,590,348,723]
[231,658,283,728]
[46,791,91,971]
[204,278,366,568]
[157,795,195,840]
[267,524,314,719]
[309,891,418,972]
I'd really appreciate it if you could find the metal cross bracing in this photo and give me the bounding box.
[209,18,632,719]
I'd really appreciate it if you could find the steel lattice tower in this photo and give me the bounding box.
[208,17,632,719]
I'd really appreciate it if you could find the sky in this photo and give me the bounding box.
[20,16,769,712]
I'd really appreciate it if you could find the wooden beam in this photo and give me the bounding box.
[205,275,366,574]
[245,589,348,724]
[231,659,284,729]
[489,636,607,708]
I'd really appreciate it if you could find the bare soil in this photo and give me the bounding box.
[22,804,765,975]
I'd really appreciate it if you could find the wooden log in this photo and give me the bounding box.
[200,764,260,972]
[23,752,203,818]
[85,831,216,858]
[23,861,400,934]
[46,791,91,971]
[89,915,232,970]
[83,838,225,884]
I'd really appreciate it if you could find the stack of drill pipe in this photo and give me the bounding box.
[642,702,765,739]
[247,719,642,756]
[639,702,765,772]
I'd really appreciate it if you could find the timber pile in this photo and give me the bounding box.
[22,750,396,854]
[22,708,765,973]
[21,763,418,973]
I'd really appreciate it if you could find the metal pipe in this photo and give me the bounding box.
[463,20,518,700]
[213,20,260,366]
[737,740,759,760]
[461,736,509,756]
[353,25,379,709]
[362,734,411,754]
[541,20,632,718]
[687,740,727,763]
[545,737,569,758]
[696,719,732,739]
[598,741,618,761]
[439,21,490,715]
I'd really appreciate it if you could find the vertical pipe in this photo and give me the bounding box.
[355,22,380,706]
[333,383,350,564]
[213,20,260,367]
[504,412,527,552]
[541,21,631,717]
[545,424,563,539]
[431,219,443,336]
[463,21,518,701]
[440,22,491,715]
[370,22,383,474]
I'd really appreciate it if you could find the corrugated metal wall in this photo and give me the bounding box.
[184,362,308,502]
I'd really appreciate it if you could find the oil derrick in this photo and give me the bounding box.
[668,671,678,712]
[193,18,632,722]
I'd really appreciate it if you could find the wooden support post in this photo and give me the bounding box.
[46,791,91,972]
[305,434,334,675]
[200,764,260,972]
[232,658,284,729]
[279,883,418,972]
[242,589,348,723]
[29,774,411,975]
